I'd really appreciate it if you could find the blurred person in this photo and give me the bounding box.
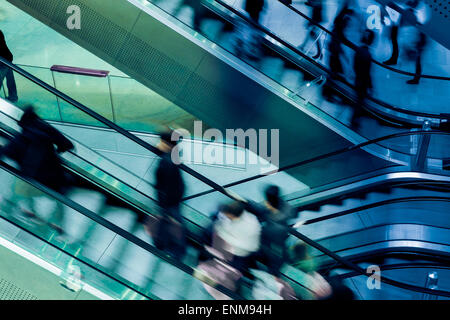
[0,30,18,102]
[351,29,375,128]
[244,0,265,23]
[245,185,296,277]
[152,0,206,31]
[382,0,420,66]
[250,269,297,300]
[322,6,353,102]
[298,0,324,60]
[195,245,243,300]
[234,0,266,60]
[323,277,356,300]
[174,0,206,31]
[0,106,74,235]
[382,0,427,84]
[405,30,427,84]
[211,201,262,273]
[151,130,187,259]
[281,241,333,300]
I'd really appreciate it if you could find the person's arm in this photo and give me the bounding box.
[244,200,268,221]
[44,122,74,153]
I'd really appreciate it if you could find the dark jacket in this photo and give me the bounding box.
[1,115,74,192]
[155,153,185,209]
[246,200,296,275]
[244,0,265,22]
[0,31,13,62]
[354,45,373,92]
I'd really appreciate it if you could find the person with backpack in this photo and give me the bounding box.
[245,185,296,277]
[0,106,74,235]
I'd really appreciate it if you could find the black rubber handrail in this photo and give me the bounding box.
[3,56,450,297]
[0,101,212,235]
[0,212,157,300]
[339,262,450,280]
[277,0,450,80]
[183,130,450,201]
[289,227,450,297]
[0,159,242,300]
[298,195,450,225]
[205,0,449,120]
[0,58,234,201]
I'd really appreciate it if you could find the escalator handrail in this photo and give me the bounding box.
[205,0,449,120]
[296,195,450,226]
[317,248,450,275]
[0,213,156,300]
[0,101,212,234]
[0,57,236,202]
[183,129,450,202]
[288,225,450,297]
[276,0,450,80]
[0,159,242,300]
[3,57,449,297]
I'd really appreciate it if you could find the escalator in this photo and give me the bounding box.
[7,0,450,146]
[0,59,449,299]
[272,0,450,126]
[2,0,397,173]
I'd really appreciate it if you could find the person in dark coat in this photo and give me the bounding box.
[0,30,18,102]
[0,106,74,234]
[244,0,265,23]
[351,29,375,128]
[245,185,296,276]
[322,7,353,102]
[382,0,420,66]
[153,130,187,258]
[155,131,185,222]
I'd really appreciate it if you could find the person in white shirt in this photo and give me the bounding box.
[213,201,262,272]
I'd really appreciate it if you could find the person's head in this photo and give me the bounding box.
[265,185,281,210]
[361,29,375,46]
[18,105,38,128]
[291,242,309,261]
[157,130,181,153]
[406,0,419,8]
[220,201,245,220]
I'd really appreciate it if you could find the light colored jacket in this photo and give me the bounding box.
[214,211,262,257]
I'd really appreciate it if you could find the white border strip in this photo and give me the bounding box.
[0,236,116,300]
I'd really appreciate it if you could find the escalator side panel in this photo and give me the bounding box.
[7,0,369,172]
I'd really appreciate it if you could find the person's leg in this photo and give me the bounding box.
[407,52,422,84]
[48,200,65,235]
[79,198,109,249]
[351,85,365,128]
[5,68,17,101]
[384,25,398,65]
[108,214,141,272]
[0,67,8,96]
[312,39,322,59]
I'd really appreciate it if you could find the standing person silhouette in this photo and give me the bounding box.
[351,29,375,128]
[0,30,18,102]
[153,130,187,259]
[0,106,74,236]
[322,7,353,102]
[298,0,324,59]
